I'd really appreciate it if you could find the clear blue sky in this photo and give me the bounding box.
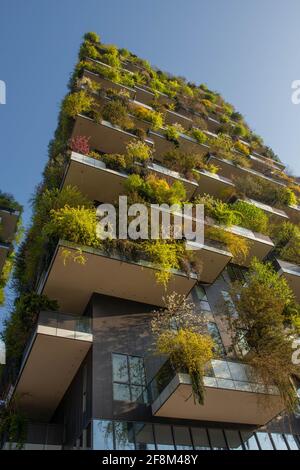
[1,0,300,322]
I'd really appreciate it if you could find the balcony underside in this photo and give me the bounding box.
[0,208,19,242]
[72,115,153,156]
[15,327,92,421]
[186,241,232,283]
[39,241,197,313]
[285,205,300,224]
[276,259,300,302]
[193,169,234,199]
[152,373,284,426]
[149,131,209,163]
[164,110,193,130]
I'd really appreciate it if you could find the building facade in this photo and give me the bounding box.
[1,32,300,450]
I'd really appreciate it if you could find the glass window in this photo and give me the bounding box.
[194,285,211,312]
[112,353,147,403]
[270,433,288,450]
[112,354,129,383]
[93,420,114,450]
[134,423,155,450]
[207,323,226,356]
[208,429,227,450]
[241,432,259,450]
[154,424,175,450]
[221,291,238,318]
[284,434,299,450]
[114,421,135,450]
[256,432,274,450]
[191,428,210,450]
[225,430,243,450]
[227,264,248,283]
[173,426,193,450]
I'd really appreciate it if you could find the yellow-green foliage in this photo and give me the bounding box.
[125,174,186,205]
[206,226,250,264]
[126,140,152,162]
[131,104,164,130]
[0,254,14,305]
[191,128,207,144]
[44,205,100,249]
[143,240,185,286]
[156,328,214,404]
[62,90,95,118]
[234,140,250,156]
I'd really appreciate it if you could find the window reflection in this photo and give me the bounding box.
[134,423,155,450]
[173,426,193,450]
[270,433,288,450]
[240,432,259,450]
[225,430,243,450]
[191,428,210,450]
[114,421,135,450]
[154,424,175,450]
[284,434,299,450]
[256,432,274,450]
[208,428,227,450]
[93,420,114,450]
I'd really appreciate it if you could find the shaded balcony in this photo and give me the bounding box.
[0,241,11,273]
[274,258,300,302]
[193,169,235,199]
[12,310,92,421]
[2,423,63,450]
[37,240,197,313]
[0,206,20,243]
[149,359,284,426]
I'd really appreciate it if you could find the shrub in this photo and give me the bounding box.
[232,200,269,234]
[44,205,100,249]
[62,90,95,118]
[131,105,163,130]
[279,187,297,206]
[100,153,127,172]
[232,124,248,138]
[83,32,100,43]
[69,135,90,155]
[126,140,152,162]
[164,124,184,145]
[196,194,239,226]
[272,222,300,264]
[234,141,250,156]
[142,240,185,286]
[206,226,250,264]
[191,128,207,144]
[201,99,214,112]
[102,99,133,129]
[0,191,22,211]
[125,174,186,206]
[156,328,214,404]
[79,41,100,61]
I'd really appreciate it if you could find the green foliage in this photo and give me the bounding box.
[2,293,58,361]
[142,240,185,286]
[125,174,186,205]
[79,40,100,61]
[130,104,164,130]
[0,190,22,212]
[44,205,101,249]
[83,32,100,43]
[196,194,240,226]
[226,259,300,412]
[234,141,250,156]
[232,200,269,234]
[190,128,207,144]
[102,99,133,129]
[272,222,300,264]
[125,140,152,162]
[0,254,14,306]
[164,124,184,145]
[62,90,95,118]
[0,398,27,449]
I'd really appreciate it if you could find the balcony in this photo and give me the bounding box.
[72,114,154,156]
[186,239,232,283]
[0,241,10,273]
[0,206,20,242]
[149,359,284,426]
[134,85,172,107]
[285,204,300,224]
[207,155,286,189]
[205,217,274,267]
[164,109,194,130]
[82,68,136,99]
[251,151,285,172]
[12,311,92,421]
[274,258,300,302]
[241,198,289,223]
[2,423,63,450]
[62,152,198,204]
[37,240,197,313]
[149,129,209,162]
[193,169,235,199]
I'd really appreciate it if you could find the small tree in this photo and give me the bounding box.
[151,293,214,404]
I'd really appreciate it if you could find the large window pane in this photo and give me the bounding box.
[93,420,114,450]
[173,426,193,450]
[134,423,155,450]
[154,424,175,450]
[112,354,129,383]
[225,430,243,450]
[191,428,210,450]
[129,356,145,385]
[270,433,288,450]
[208,429,227,450]
[284,434,300,450]
[256,432,274,450]
[131,385,146,403]
[114,422,135,450]
[113,383,130,401]
[240,432,259,450]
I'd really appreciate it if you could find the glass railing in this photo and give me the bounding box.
[147,358,279,404]
[38,311,92,338]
